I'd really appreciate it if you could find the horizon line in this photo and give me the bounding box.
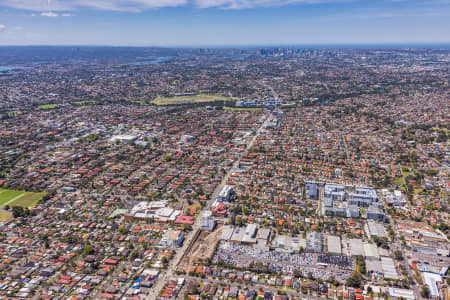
[0,42,450,49]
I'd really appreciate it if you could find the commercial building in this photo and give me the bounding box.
[200,211,216,232]
[222,224,258,244]
[273,235,303,253]
[108,134,138,143]
[125,201,181,223]
[256,228,271,244]
[159,230,184,248]
[217,185,234,202]
[242,224,258,244]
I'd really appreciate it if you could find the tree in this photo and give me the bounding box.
[130,251,139,259]
[12,206,27,218]
[420,285,430,298]
[118,227,128,234]
[394,250,404,261]
[346,272,363,288]
[83,244,95,256]
[355,255,366,274]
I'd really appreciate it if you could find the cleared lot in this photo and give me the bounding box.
[179,225,223,272]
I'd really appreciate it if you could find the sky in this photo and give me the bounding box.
[0,0,449,46]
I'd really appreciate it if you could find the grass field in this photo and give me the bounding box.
[394,177,404,185]
[224,107,263,111]
[152,94,233,105]
[7,111,22,117]
[39,104,59,110]
[74,100,96,106]
[0,210,12,222]
[132,100,145,105]
[0,189,47,208]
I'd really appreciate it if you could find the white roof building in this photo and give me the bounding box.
[127,201,181,222]
[109,134,138,143]
[327,235,342,254]
[387,287,415,300]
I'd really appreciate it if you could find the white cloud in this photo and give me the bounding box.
[0,24,5,31]
[0,0,188,12]
[0,0,350,11]
[61,13,75,16]
[41,11,58,17]
[194,0,349,9]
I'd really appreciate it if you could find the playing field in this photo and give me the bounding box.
[0,189,47,208]
[151,94,233,105]
[38,104,59,110]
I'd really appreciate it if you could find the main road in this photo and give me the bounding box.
[147,111,272,299]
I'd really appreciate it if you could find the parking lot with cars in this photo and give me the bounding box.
[213,241,354,281]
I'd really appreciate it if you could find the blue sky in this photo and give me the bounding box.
[0,0,449,46]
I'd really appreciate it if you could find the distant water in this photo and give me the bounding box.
[0,66,29,72]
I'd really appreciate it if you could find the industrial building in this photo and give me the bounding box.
[387,287,415,300]
[381,257,399,279]
[366,256,399,280]
[363,243,379,258]
[326,235,342,254]
[365,220,387,239]
[349,239,364,256]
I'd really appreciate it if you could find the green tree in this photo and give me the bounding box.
[420,285,430,298]
[82,244,95,256]
[346,272,363,288]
